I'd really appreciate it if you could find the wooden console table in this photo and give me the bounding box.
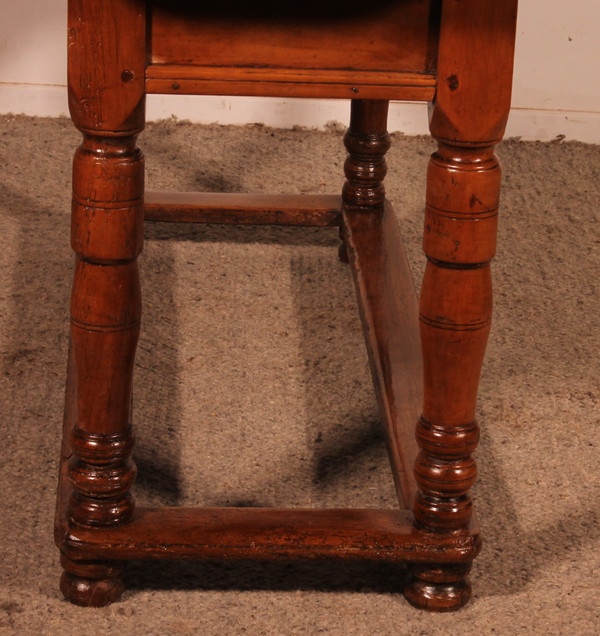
[55,0,518,611]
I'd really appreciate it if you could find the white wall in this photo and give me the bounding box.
[1,0,599,142]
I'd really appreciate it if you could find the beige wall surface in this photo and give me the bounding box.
[0,0,599,141]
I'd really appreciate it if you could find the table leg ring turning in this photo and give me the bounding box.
[55,0,518,611]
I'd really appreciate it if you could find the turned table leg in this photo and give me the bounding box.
[405,138,498,610]
[404,0,517,611]
[59,0,146,606]
[64,127,144,604]
[340,99,391,247]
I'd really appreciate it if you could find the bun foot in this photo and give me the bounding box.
[60,554,124,607]
[404,562,472,612]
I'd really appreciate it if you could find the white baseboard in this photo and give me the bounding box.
[0,83,69,118]
[504,107,600,143]
[147,94,432,135]
[2,83,599,143]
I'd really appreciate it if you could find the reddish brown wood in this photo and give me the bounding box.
[55,347,127,607]
[63,506,480,563]
[149,2,435,72]
[338,99,391,259]
[59,553,125,608]
[342,202,422,509]
[342,100,391,210]
[144,192,342,226]
[145,66,436,101]
[67,1,146,133]
[59,0,147,606]
[406,0,518,611]
[404,562,473,611]
[56,339,479,576]
[56,0,518,612]
[147,0,437,100]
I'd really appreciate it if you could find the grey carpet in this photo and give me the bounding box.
[0,114,599,634]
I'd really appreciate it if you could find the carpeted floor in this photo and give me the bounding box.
[0,114,599,635]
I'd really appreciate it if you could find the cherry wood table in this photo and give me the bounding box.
[54,0,518,611]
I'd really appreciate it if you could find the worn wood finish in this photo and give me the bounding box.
[61,0,147,605]
[149,1,436,72]
[146,66,436,101]
[406,0,518,611]
[56,0,518,612]
[342,202,422,508]
[342,100,391,210]
[54,346,126,607]
[147,0,437,100]
[144,192,342,226]
[339,99,422,508]
[56,352,480,581]
[63,507,481,563]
